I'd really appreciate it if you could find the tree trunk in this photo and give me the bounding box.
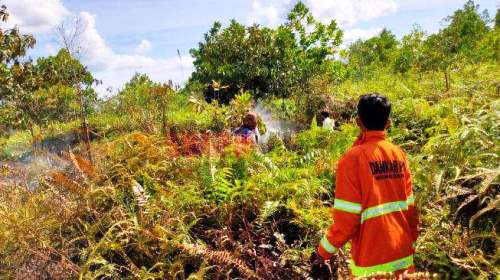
[444,71,450,92]
[161,106,167,136]
[78,88,93,165]
[29,122,35,139]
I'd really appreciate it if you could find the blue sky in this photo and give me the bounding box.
[2,0,498,95]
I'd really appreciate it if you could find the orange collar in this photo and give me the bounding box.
[353,131,387,146]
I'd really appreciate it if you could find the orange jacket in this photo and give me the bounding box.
[318,131,419,277]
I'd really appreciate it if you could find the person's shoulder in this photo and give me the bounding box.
[234,127,248,134]
[381,140,408,158]
[338,145,364,166]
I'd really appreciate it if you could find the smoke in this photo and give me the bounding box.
[253,102,299,144]
[1,152,69,189]
[1,133,77,189]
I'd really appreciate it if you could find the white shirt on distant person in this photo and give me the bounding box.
[322,117,335,130]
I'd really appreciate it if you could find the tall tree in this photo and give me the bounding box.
[393,26,425,74]
[420,0,490,91]
[0,5,38,133]
[189,1,342,103]
[496,8,500,29]
[115,73,174,133]
[441,0,490,62]
[421,32,454,91]
[346,28,398,75]
[30,49,96,129]
[36,48,94,89]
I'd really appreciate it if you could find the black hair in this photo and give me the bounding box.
[320,111,330,118]
[357,93,391,130]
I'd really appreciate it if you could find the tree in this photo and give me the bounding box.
[30,85,81,127]
[9,48,97,134]
[421,32,455,91]
[419,1,490,91]
[393,26,425,74]
[346,28,398,75]
[496,8,500,29]
[0,5,39,133]
[35,48,94,89]
[55,15,86,58]
[0,4,97,135]
[115,73,174,133]
[189,1,343,103]
[441,0,490,62]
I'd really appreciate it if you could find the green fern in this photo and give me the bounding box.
[204,167,234,203]
[254,201,281,231]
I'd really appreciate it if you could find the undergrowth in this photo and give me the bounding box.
[0,64,498,279]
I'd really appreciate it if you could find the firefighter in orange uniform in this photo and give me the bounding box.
[316,93,419,278]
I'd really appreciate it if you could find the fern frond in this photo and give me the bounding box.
[49,171,85,194]
[205,167,234,202]
[254,201,280,229]
[297,149,327,166]
[199,157,215,188]
[64,151,93,179]
[180,243,260,280]
[131,179,150,211]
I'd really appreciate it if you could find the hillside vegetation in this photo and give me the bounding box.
[0,1,499,279]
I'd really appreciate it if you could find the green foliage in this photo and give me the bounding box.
[0,1,499,279]
[345,0,495,92]
[441,0,490,62]
[347,28,398,75]
[105,73,177,133]
[189,1,343,102]
[30,85,81,127]
[393,26,426,74]
[496,8,500,29]
[0,5,37,131]
[0,7,96,133]
[35,48,94,88]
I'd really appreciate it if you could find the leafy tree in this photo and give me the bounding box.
[36,48,94,88]
[0,5,97,137]
[115,73,174,133]
[420,1,490,91]
[393,26,425,74]
[441,0,490,62]
[190,1,342,102]
[496,8,500,29]
[31,48,97,128]
[346,28,398,75]
[30,85,81,127]
[0,5,39,133]
[420,32,455,91]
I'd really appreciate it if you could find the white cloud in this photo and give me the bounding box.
[395,0,454,11]
[1,0,192,96]
[93,55,194,96]
[1,0,69,33]
[247,0,398,27]
[134,39,152,54]
[246,1,394,49]
[306,0,398,27]
[343,27,383,46]
[247,1,281,27]
[75,12,193,96]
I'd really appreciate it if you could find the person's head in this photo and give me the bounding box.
[356,93,391,131]
[242,112,258,130]
[320,111,330,119]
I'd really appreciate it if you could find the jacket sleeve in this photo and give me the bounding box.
[318,153,362,260]
[403,153,419,243]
